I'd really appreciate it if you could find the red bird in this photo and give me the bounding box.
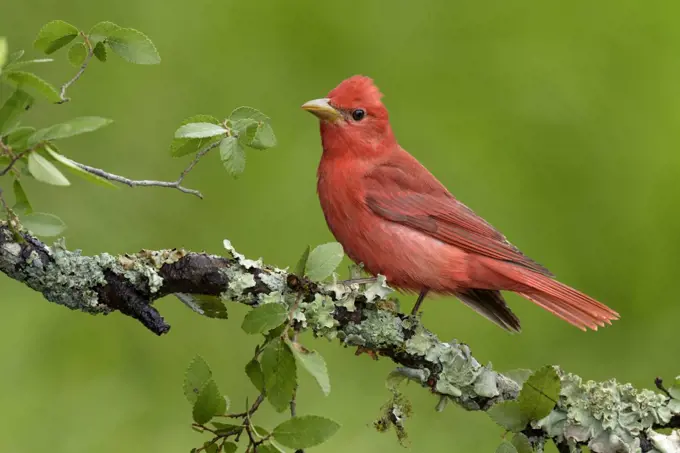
[302,75,619,332]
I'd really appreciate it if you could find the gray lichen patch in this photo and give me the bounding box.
[536,373,680,453]
[111,254,164,293]
[343,309,404,348]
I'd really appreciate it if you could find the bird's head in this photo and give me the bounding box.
[302,75,394,156]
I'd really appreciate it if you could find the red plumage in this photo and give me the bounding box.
[302,75,619,332]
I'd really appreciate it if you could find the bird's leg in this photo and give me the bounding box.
[340,277,377,285]
[411,288,430,315]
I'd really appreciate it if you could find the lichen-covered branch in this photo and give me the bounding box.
[1,221,679,453]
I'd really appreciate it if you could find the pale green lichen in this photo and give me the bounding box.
[344,309,404,348]
[223,239,262,269]
[112,254,164,293]
[303,294,338,339]
[536,373,680,453]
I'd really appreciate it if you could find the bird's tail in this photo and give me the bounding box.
[491,262,619,331]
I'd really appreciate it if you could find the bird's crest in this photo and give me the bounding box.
[327,75,384,110]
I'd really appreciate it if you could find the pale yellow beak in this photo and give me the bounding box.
[301,98,343,123]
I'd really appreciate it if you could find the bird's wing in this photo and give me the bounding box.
[363,160,554,276]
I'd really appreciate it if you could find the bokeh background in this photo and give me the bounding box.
[2,1,679,452]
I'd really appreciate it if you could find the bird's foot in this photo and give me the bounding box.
[354,346,379,360]
[410,288,430,315]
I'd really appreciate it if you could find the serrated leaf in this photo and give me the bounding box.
[511,433,533,453]
[20,212,66,237]
[34,20,79,54]
[4,71,61,103]
[175,122,227,139]
[241,303,288,334]
[495,441,519,453]
[183,355,212,404]
[175,293,228,319]
[12,180,32,214]
[88,21,121,45]
[505,369,533,388]
[170,114,221,157]
[219,137,246,176]
[0,90,33,136]
[249,122,277,150]
[67,42,87,67]
[107,27,160,64]
[230,106,269,122]
[245,359,265,393]
[305,242,344,281]
[29,116,113,145]
[294,245,311,276]
[261,338,297,412]
[45,146,117,188]
[93,42,107,62]
[27,152,70,186]
[291,343,330,396]
[518,365,560,422]
[192,380,227,424]
[272,415,340,449]
[0,38,7,73]
[487,401,528,432]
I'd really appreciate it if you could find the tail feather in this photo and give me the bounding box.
[455,289,521,333]
[488,261,619,331]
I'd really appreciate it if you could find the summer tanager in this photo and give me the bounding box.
[302,75,619,332]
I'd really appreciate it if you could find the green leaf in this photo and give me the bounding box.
[487,401,528,432]
[669,376,680,400]
[291,343,331,396]
[175,294,228,319]
[495,441,519,453]
[249,122,277,150]
[0,38,7,73]
[219,137,246,176]
[183,355,212,404]
[192,379,227,424]
[511,433,533,453]
[4,71,61,103]
[211,422,244,436]
[67,42,87,67]
[241,303,288,335]
[505,369,533,388]
[29,116,113,145]
[107,27,160,64]
[45,146,117,188]
[230,106,269,123]
[222,442,237,453]
[34,20,79,54]
[20,212,66,237]
[175,122,227,139]
[245,359,265,393]
[305,242,344,281]
[12,180,32,215]
[88,21,121,45]
[294,245,311,276]
[203,442,218,453]
[4,127,35,150]
[27,152,70,186]
[254,445,279,453]
[7,49,24,65]
[93,42,107,62]
[518,365,560,422]
[0,89,33,135]
[272,415,340,449]
[4,57,53,71]
[261,338,297,412]
[170,114,221,157]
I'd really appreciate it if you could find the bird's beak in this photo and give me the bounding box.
[301,98,343,123]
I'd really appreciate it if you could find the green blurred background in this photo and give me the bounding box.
[2,1,679,451]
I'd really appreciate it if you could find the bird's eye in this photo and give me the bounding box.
[351,109,366,121]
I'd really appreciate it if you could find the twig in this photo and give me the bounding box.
[0,146,37,177]
[228,393,265,419]
[58,32,95,103]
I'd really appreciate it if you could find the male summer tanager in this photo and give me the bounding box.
[302,75,618,332]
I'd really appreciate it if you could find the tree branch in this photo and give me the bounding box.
[1,221,679,453]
